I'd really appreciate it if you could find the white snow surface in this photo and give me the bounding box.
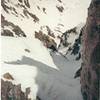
[1,36,82,100]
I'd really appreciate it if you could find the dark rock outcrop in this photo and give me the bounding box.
[1,29,14,37]
[58,26,83,60]
[56,6,64,13]
[57,0,62,3]
[18,0,23,3]
[1,79,31,100]
[24,48,30,53]
[58,26,78,48]
[23,9,39,23]
[80,0,100,100]
[1,15,26,37]
[24,0,30,8]
[46,26,55,38]
[1,0,10,13]
[42,8,46,14]
[3,72,14,80]
[35,30,57,51]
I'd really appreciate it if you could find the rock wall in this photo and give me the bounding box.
[1,79,31,100]
[81,0,100,100]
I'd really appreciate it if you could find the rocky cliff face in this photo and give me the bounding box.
[1,79,30,100]
[81,0,100,100]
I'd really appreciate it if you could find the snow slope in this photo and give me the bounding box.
[1,0,91,36]
[1,36,82,100]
